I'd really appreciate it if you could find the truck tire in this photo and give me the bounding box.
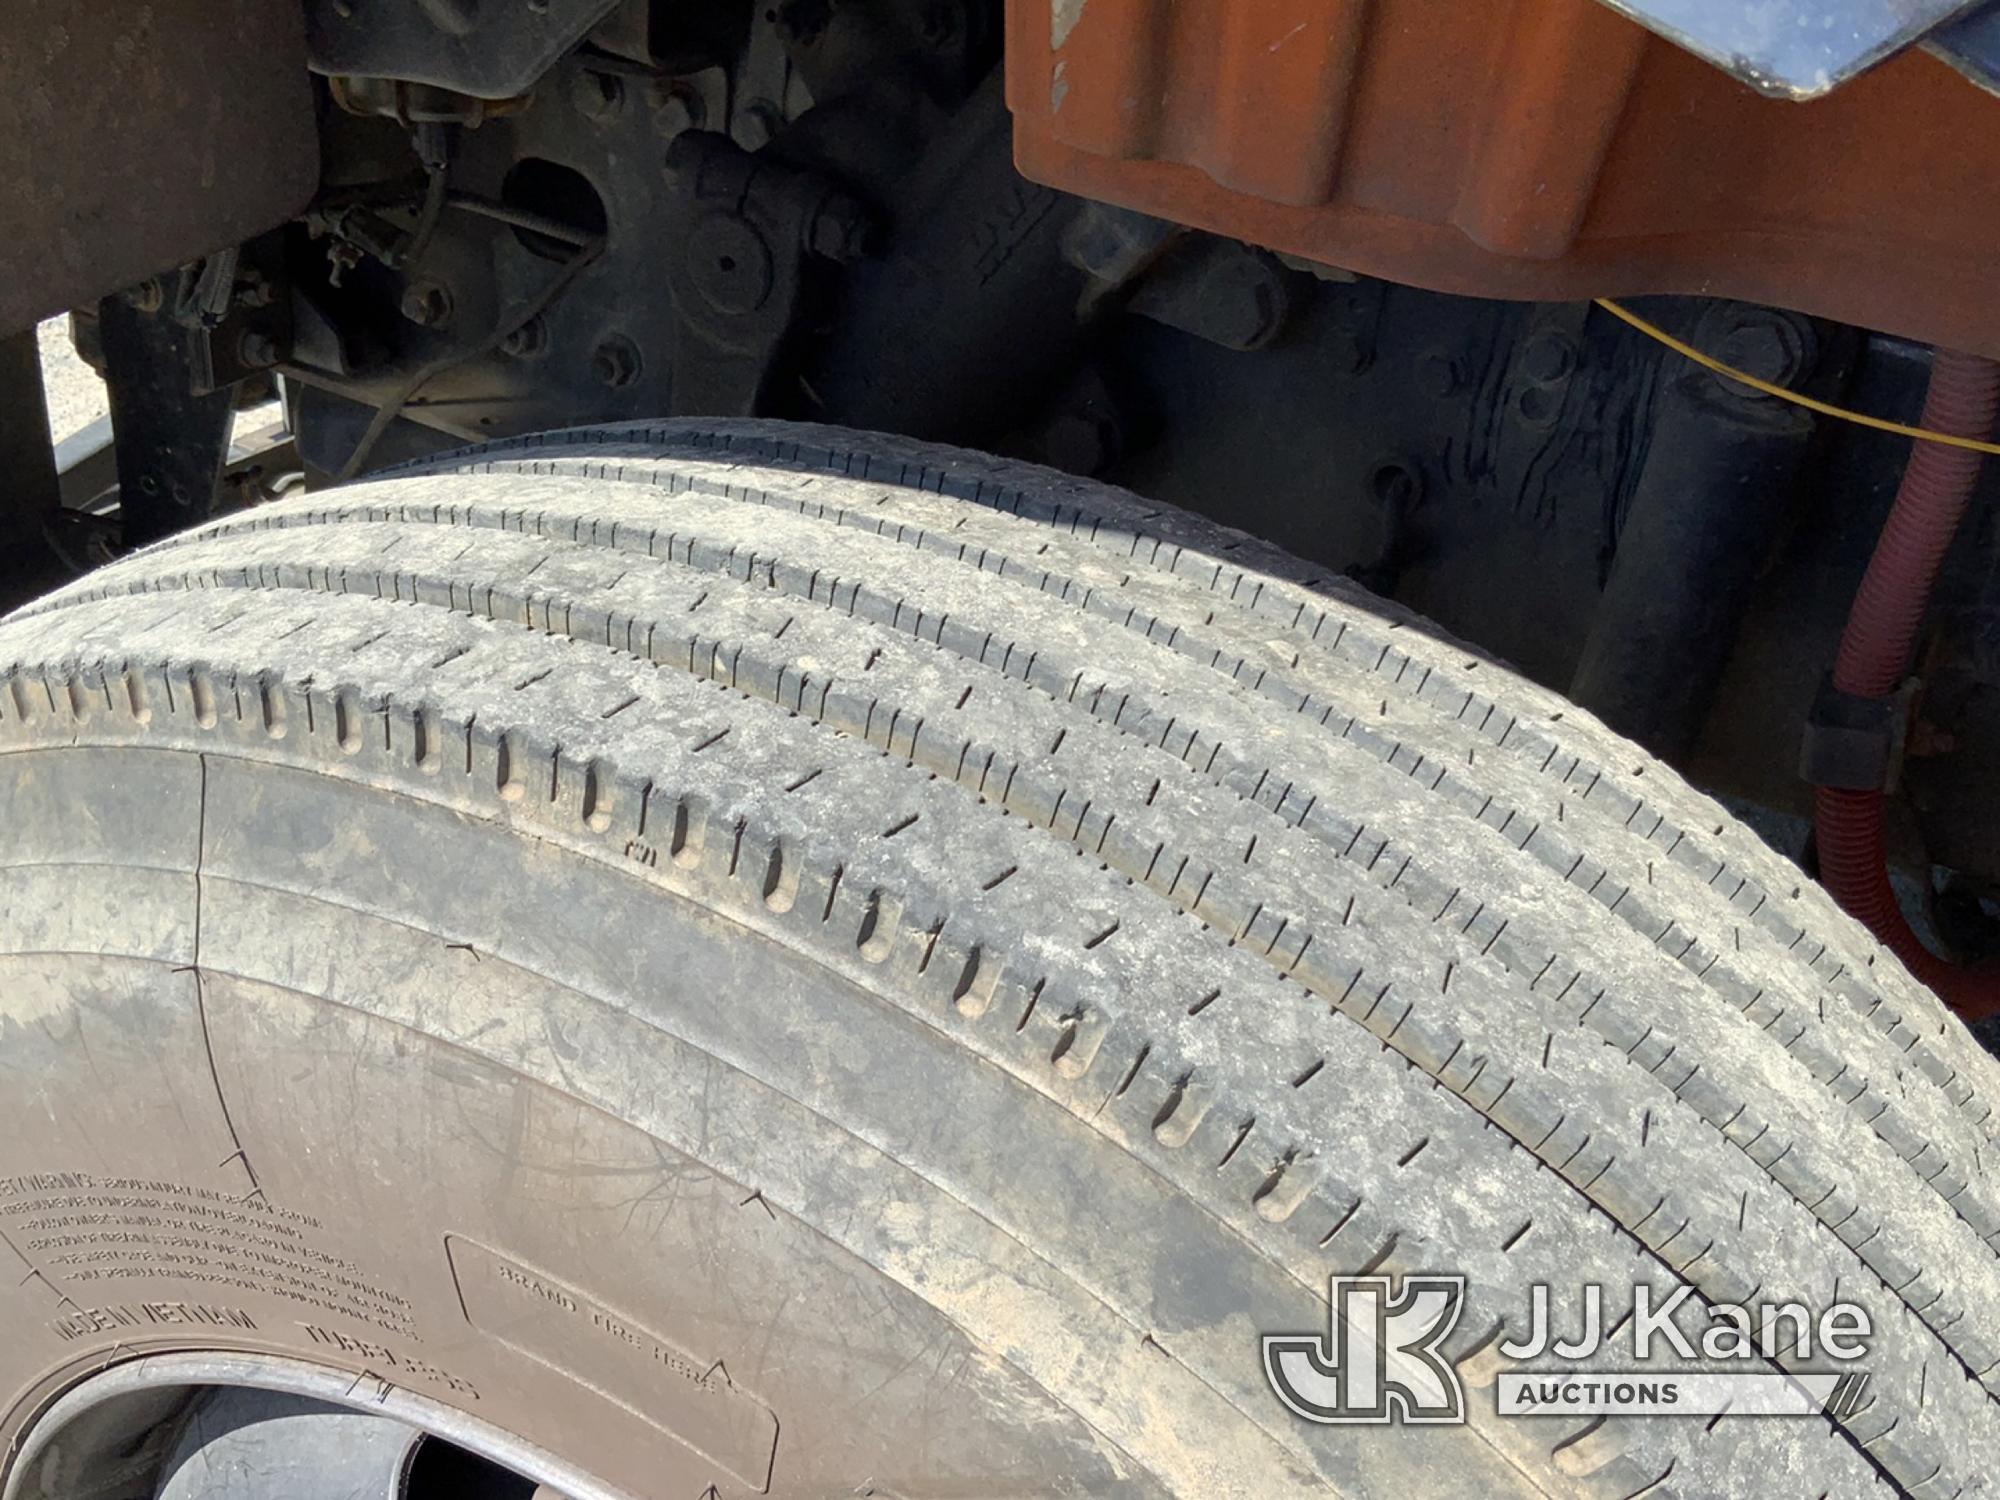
[1,420,1995,1498]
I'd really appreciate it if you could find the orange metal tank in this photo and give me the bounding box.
[1006,0,2000,353]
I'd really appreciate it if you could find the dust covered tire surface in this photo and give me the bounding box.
[1,420,1997,1497]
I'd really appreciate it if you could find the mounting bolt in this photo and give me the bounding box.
[1191,253,1289,351]
[1517,384,1560,424]
[592,334,641,388]
[1521,330,1578,384]
[1688,303,1815,395]
[234,268,275,309]
[500,315,550,361]
[236,331,279,369]
[1044,409,1122,477]
[649,81,704,139]
[399,280,453,329]
[1719,317,1809,387]
[569,68,625,123]
[733,101,782,152]
[1369,460,1424,511]
[125,278,165,314]
[806,196,873,264]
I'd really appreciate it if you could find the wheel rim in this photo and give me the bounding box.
[4,1353,625,1500]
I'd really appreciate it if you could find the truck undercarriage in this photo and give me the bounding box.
[4,2,2000,1495]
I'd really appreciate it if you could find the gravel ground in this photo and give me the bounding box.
[37,316,107,442]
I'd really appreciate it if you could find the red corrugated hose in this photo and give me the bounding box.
[1814,349,2000,1019]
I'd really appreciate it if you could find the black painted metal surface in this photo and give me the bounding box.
[0,331,68,610]
[1932,1,2000,94]
[99,297,236,547]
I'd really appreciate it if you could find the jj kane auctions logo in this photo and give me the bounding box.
[1264,1279,1873,1423]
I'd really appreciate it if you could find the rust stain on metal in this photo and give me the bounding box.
[0,0,318,334]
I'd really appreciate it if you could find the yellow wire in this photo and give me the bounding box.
[1593,297,2000,458]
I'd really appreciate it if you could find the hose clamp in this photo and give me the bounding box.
[1800,675,1917,792]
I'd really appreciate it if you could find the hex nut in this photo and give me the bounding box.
[592,335,641,388]
[400,281,454,329]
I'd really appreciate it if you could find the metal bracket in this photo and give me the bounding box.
[305,0,622,100]
[99,288,237,547]
[661,132,871,416]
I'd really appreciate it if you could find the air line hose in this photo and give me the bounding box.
[1812,350,2000,1018]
